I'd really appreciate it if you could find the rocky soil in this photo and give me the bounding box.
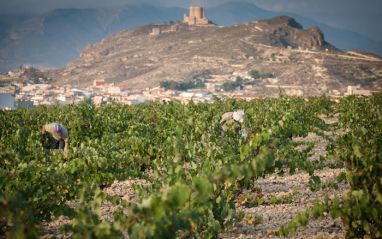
[41,115,349,239]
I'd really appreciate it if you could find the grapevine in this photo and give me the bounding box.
[0,93,381,238]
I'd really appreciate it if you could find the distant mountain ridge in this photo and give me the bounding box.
[0,4,185,72]
[0,2,381,73]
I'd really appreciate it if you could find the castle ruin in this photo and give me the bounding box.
[150,28,161,36]
[183,6,210,25]
[150,25,179,36]
[149,6,210,36]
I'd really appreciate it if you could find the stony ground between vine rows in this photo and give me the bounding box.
[42,115,349,239]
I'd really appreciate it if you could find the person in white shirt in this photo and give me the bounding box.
[220,110,247,137]
[41,123,70,150]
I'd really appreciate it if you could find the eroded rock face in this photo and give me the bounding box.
[254,16,326,49]
[296,27,325,48]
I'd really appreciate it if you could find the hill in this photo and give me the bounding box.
[0,2,381,73]
[43,16,382,96]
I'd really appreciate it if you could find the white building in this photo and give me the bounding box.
[133,95,146,103]
[194,93,207,98]
[179,92,195,98]
[142,90,151,95]
[92,96,104,105]
[345,85,371,96]
[57,94,72,102]
[205,83,222,92]
[31,95,46,101]
[22,84,50,93]
[108,86,122,94]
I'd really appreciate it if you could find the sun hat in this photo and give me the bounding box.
[54,124,62,137]
[232,110,245,123]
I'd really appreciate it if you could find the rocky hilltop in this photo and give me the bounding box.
[45,16,382,95]
[245,16,329,49]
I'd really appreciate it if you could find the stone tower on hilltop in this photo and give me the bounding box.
[183,6,210,25]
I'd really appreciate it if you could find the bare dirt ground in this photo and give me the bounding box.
[42,115,348,239]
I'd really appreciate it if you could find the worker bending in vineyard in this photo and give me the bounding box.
[220,109,248,137]
[41,123,70,150]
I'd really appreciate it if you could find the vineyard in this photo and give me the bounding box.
[0,91,381,239]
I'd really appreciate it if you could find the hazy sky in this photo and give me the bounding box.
[1,0,381,40]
